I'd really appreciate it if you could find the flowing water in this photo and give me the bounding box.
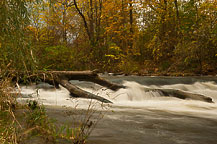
[18,76,217,144]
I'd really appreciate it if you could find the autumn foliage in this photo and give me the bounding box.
[1,0,216,74]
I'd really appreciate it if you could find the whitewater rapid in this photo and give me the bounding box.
[16,76,217,144]
[18,79,217,118]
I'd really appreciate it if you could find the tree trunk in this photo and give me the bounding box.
[62,0,67,43]
[143,88,213,103]
[56,78,113,103]
[32,70,124,103]
[73,0,91,41]
[49,70,125,90]
[14,70,213,104]
[129,0,133,52]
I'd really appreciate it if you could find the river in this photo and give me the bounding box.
[19,76,217,144]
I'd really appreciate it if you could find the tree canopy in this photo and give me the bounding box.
[1,0,216,75]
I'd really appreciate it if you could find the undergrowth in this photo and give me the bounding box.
[0,76,18,143]
[0,74,104,144]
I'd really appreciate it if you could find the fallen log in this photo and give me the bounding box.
[56,79,112,103]
[143,88,213,103]
[49,70,125,90]
[13,70,213,103]
[37,71,213,103]
[33,70,122,103]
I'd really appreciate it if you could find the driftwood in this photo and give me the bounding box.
[48,70,213,103]
[34,70,124,103]
[143,88,213,103]
[13,70,213,103]
[50,70,125,90]
[56,79,112,103]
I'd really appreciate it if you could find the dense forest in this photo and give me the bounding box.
[0,0,217,143]
[0,0,217,74]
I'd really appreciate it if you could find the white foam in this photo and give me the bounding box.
[18,80,217,118]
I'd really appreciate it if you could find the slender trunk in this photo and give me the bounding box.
[73,0,91,41]
[159,0,167,41]
[129,0,133,52]
[121,0,126,52]
[96,0,102,42]
[129,0,133,34]
[174,0,179,23]
[62,0,67,43]
[89,0,95,47]
[95,0,98,40]
[174,0,181,37]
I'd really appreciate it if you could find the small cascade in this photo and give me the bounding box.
[106,81,217,115]
[111,81,162,102]
[109,81,217,103]
[18,78,217,115]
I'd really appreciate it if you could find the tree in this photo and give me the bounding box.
[0,0,36,72]
[24,0,217,74]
